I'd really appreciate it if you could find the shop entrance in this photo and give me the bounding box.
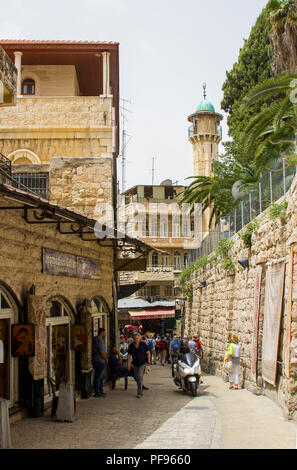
[44,297,74,399]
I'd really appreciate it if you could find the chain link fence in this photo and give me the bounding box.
[190,157,296,263]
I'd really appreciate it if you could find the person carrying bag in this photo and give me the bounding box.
[225,335,241,390]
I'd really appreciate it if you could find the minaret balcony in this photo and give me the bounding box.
[188,124,222,139]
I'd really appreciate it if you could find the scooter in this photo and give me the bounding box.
[120,348,128,367]
[173,352,201,397]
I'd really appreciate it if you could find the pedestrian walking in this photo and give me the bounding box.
[92,328,108,397]
[151,337,157,364]
[188,337,197,354]
[227,334,241,390]
[158,336,167,366]
[127,333,151,398]
[165,335,171,363]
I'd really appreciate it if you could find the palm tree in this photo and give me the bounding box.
[177,162,261,228]
[267,0,297,75]
[241,74,297,167]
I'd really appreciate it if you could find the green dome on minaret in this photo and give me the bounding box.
[196,99,215,113]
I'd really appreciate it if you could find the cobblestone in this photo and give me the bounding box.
[10,366,297,449]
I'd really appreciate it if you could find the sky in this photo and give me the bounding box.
[1,0,268,191]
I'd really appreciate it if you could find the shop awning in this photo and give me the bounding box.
[117,282,147,300]
[129,307,175,320]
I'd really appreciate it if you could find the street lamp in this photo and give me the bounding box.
[238,258,249,269]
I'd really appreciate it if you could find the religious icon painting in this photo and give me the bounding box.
[11,324,35,357]
[71,324,87,351]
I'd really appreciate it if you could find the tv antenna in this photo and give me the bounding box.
[120,98,132,193]
[152,156,156,185]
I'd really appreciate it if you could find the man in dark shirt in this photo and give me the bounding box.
[127,333,150,398]
[92,328,108,397]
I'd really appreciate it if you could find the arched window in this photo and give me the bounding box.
[22,79,35,95]
[174,252,181,270]
[162,254,170,267]
[152,252,159,267]
[184,253,190,267]
[90,296,110,352]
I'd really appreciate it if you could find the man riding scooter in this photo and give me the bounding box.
[173,339,201,396]
[169,335,181,377]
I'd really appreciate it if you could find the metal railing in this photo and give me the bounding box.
[189,157,296,263]
[144,264,189,271]
[188,124,222,139]
[0,152,12,175]
[12,173,49,199]
[0,162,49,199]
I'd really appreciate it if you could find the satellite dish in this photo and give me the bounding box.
[160,179,173,186]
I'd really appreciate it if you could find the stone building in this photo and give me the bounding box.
[118,182,198,333]
[0,40,119,217]
[0,41,156,422]
[0,178,154,420]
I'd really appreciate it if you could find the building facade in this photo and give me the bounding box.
[0,40,119,216]
[0,40,156,421]
[118,182,198,332]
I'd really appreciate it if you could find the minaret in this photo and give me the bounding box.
[188,83,223,177]
[187,83,223,232]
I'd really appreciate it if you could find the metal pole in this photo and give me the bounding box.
[259,182,262,215]
[241,201,244,229]
[249,192,252,222]
[270,171,273,203]
[283,157,286,195]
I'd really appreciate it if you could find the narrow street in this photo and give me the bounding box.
[11,364,296,449]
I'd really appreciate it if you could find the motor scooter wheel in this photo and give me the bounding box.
[189,382,198,397]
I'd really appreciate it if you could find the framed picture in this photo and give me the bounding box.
[11,324,35,357]
[71,324,87,351]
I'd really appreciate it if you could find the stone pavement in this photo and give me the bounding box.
[136,374,297,449]
[10,365,297,449]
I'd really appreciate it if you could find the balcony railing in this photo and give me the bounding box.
[144,265,189,272]
[188,124,222,139]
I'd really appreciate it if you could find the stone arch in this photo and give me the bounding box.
[46,295,77,323]
[7,149,41,165]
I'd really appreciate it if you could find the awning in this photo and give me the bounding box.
[117,282,147,300]
[129,307,175,320]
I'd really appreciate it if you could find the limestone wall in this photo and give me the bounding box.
[185,176,297,420]
[49,156,113,218]
[0,96,113,161]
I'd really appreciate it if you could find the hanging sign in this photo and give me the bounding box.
[42,248,101,279]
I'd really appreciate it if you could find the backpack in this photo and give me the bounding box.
[158,340,166,351]
[195,339,201,350]
[147,339,153,350]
